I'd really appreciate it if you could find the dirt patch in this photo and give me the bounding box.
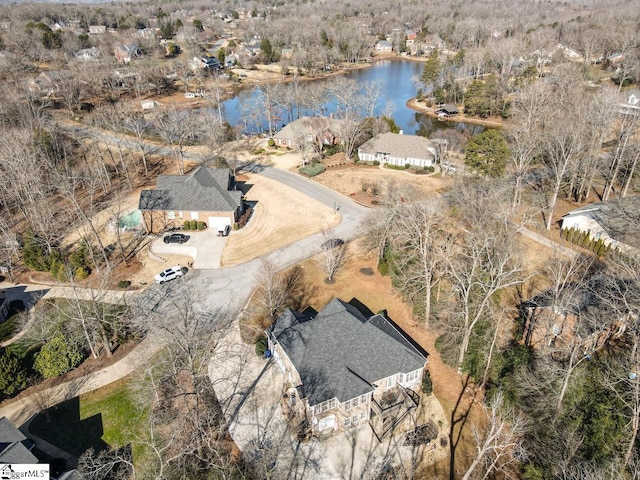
[221,173,339,266]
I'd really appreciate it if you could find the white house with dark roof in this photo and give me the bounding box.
[357,132,437,168]
[139,166,243,233]
[267,298,428,440]
[560,196,640,255]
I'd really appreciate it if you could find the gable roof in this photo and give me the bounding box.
[273,116,347,142]
[562,196,640,249]
[139,166,242,212]
[270,298,427,406]
[358,132,436,161]
[0,416,38,465]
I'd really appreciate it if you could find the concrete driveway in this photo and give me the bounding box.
[151,229,227,269]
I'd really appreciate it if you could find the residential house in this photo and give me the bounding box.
[50,21,66,31]
[521,274,632,357]
[88,25,106,35]
[114,44,141,64]
[140,100,160,110]
[267,298,428,440]
[560,196,640,255]
[357,132,437,168]
[139,166,244,233]
[435,104,459,117]
[375,40,392,53]
[272,116,347,148]
[281,47,294,59]
[607,52,625,65]
[75,47,101,61]
[28,70,73,96]
[135,28,159,40]
[224,54,238,67]
[0,416,38,465]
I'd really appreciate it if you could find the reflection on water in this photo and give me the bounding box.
[220,60,485,136]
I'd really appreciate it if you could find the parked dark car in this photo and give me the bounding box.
[321,238,345,250]
[217,225,231,237]
[164,233,189,244]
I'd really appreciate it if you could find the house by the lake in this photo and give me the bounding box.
[357,132,437,168]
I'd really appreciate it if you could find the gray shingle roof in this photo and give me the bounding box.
[139,166,242,212]
[0,441,38,464]
[270,298,427,406]
[273,116,347,142]
[358,132,436,161]
[563,196,640,249]
[0,417,38,465]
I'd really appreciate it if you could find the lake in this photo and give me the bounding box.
[220,59,484,137]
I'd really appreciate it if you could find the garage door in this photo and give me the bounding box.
[208,216,231,231]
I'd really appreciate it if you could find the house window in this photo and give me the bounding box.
[344,400,351,411]
[167,211,176,220]
[386,375,395,388]
[360,412,367,421]
[345,417,351,427]
[399,373,405,383]
[360,394,368,404]
[352,415,358,424]
[353,397,359,407]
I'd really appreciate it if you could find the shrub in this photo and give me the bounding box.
[378,259,389,276]
[74,267,89,280]
[404,163,411,169]
[197,221,206,231]
[299,163,326,177]
[372,160,380,166]
[255,334,268,357]
[422,369,433,394]
[118,280,131,289]
[427,166,435,173]
[34,332,84,378]
[267,139,275,147]
[0,347,28,399]
[183,220,191,230]
[189,219,197,230]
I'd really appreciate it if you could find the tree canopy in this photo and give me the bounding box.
[464,129,509,178]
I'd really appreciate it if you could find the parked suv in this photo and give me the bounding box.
[164,233,189,244]
[155,265,188,284]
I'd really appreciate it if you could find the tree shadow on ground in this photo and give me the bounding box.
[448,374,478,480]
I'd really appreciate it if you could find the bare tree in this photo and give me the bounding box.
[462,392,527,480]
[317,231,348,283]
[254,259,302,318]
[390,200,452,326]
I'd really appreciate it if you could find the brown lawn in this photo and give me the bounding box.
[221,173,340,266]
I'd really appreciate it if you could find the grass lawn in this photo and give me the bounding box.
[0,316,17,341]
[30,377,148,461]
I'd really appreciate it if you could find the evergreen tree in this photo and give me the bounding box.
[464,129,510,178]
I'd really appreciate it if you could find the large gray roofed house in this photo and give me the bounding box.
[139,166,242,212]
[562,195,640,249]
[270,298,427,406]
[358,132,437,165]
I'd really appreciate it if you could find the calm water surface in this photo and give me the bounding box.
[221,60,484,137]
